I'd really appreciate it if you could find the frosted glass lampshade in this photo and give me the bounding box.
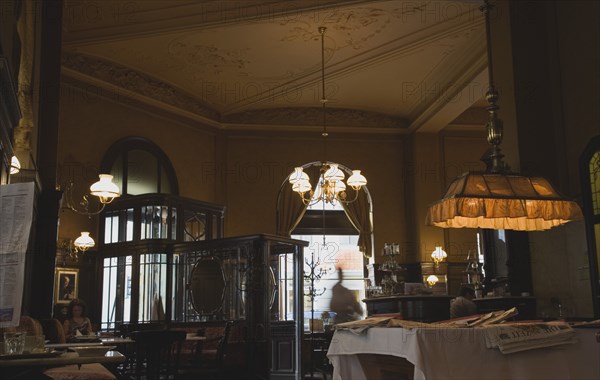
[74,232,95,251]
[90,174,121,204]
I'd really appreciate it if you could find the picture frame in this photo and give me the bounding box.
[54,267,79,304]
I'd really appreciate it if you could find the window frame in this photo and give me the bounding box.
[580,134,600,318]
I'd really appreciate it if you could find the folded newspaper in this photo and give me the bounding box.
[482,322,577,354]
[334,307,520,333]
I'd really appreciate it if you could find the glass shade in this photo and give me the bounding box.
[324,164,344,182]
[347,170,367,190]
[426,172,583,231]
[90,174,121,204]
[330,179,346,194]
[292,179,312,194]
[289,167,309,184]
[431,246,447,264]
[426,274,439,286]
[74,232,95,251]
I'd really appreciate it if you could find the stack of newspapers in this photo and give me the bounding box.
[482,322,577,354]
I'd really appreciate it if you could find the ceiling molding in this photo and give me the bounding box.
[60,75,220,135]
[61,55,408,134]
[59,69,222,129]
[63,0,372,47]
[223,107,408,130]
[409,58,488,133]
[61,51,221,121]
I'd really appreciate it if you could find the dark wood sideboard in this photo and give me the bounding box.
[363,295,453,322]
[473,296,536,320]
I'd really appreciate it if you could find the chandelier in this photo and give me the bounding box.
[288,27,367,206]
[63,174,121,216]
[425,0,582,231]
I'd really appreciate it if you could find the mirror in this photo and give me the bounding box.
[189,257,226,315]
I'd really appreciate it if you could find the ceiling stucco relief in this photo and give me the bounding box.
[61,51,220,121]
[279,6,400,50]
[167,40,250,76]
[59,1,487,133]
[223,107,407,130]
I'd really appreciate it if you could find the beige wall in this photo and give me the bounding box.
[57,83,217,239]
[224,133,407,260]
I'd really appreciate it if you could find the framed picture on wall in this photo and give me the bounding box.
[54,268,78,304]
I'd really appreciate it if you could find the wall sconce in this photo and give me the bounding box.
[431,246,447,267]
[57,232,95,261]
[74,232,95,252]
[10,156,20,175]
[63,174,121,216]
[426,274,439,287]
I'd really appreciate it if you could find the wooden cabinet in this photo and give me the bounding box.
[473,296,536,320]
[172,234,307,380]
[363,296,453,322]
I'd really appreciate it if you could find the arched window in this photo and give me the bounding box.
[97,137,225,329]
[276,161,374,329]
[100,137,179,196]
[581,135,600,317]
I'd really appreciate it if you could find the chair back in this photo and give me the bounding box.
[215,321,233,368]
[41,319,66,343]
[130,329,186,380]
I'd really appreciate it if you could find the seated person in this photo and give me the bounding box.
[450,286,477,318]
[63,299,94,340]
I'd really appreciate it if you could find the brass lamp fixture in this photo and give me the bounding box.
[288,27,367,206]
[63,174,121,216]
[426,274,439,287]
[74,231,95,252]
[425,0,582,231]
[431,246,447,267]
[58,232,96,261]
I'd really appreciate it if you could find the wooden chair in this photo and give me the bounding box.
[129,329,186,380]
[178,321,233,380]
[41,318,66,343]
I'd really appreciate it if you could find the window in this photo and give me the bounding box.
[292,201,366,330]
[581,135,600,317]
[100,137,179,196]
[98,137,225,329]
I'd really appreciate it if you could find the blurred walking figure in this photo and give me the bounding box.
[330,268,363,324]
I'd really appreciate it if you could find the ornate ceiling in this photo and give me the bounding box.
[61,0,488,133]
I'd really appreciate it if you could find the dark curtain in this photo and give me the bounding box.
[276,164,321,236]
[342,189,373,258]
[276,183,308,236]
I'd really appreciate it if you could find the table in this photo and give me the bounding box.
[0,350,126,380]
[0,350,126,368]
[46,336,134,349]
[327,327,600,380]
[186,333,207,342]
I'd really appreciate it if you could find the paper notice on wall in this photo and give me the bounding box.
[0,182,35,327]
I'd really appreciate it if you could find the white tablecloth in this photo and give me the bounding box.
[327,327,600,380]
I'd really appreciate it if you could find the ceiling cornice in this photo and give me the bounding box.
[61,52,407,134]
[223,107,408,130]
[63,0,373,47]
[61,51,221,121]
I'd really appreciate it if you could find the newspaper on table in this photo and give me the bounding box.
[482,322,577,354]
[334,307,521,334]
